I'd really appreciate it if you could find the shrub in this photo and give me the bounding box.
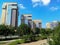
[49,40,55,45]
[16,39,25,44]
[30,34,41,41]
[35,36,40,41]
[21,35,31,43]
[40,35,47,40]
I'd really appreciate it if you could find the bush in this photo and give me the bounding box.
[35,36,40,41]
[20,34,41,42]
[30,34,41,41]
[16,39,25,44]
[21,35,31,43]
[40,35,47,40]
[49,40,55,45]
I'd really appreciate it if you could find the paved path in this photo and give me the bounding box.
[19,39,49,45]
[0,39,49,45]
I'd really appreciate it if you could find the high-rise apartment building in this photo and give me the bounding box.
[1,2,18,27]
[21,14,32,28]
[33,20,42,29]
[46,21,58,29]
[30,20,42,33]
[50,21,58,29]
[46,23,51,29]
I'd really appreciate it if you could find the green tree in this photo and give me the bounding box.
[35,28,40,34]
[40,28,46,35]
[49,22,60,45]
[0,24,9,36]
[0,24,16,36]
[46,28,52,36]
[8,26,16,35]
[17,24,31,36]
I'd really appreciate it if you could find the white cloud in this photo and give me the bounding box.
[41,0,50,5]
[19,4,26,9]
[32,0,41,3]
[32,0,51,7]
[33,3,39,7]
[50,7,59,11]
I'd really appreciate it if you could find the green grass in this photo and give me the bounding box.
[0,42,7,45]
[0,41,8,44]
[8,39,25,45]
[8,41,17,45]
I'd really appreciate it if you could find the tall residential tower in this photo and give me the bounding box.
[46,21,58,29]
[21,14,32,28]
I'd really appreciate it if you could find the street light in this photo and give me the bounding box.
[14,30,17,35]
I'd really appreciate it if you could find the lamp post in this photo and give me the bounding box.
[14,30,17,35]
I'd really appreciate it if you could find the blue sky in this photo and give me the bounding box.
[0,0,60,28]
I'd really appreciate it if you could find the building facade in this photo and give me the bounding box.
[46,23,51,29]
[46,21,58,29]
[21,14,32,28]
[30,20,42,33]
[33,20,42,29]
[50,21,58,29]
[1,2,18,27]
